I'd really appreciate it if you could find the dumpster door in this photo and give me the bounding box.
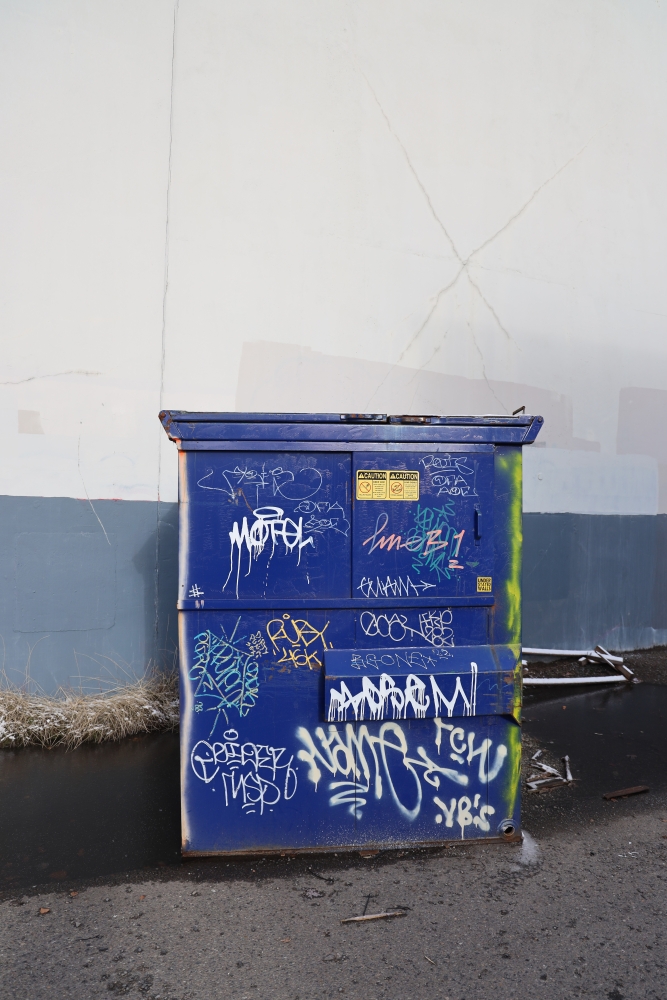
[352,450,494,650]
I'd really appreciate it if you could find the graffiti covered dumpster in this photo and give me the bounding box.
[160,411,543,854]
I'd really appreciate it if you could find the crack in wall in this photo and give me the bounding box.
[0,370,101,386]
[360,70,606,409]
[77,435,111,546]
[466,273,515,346]
[463,316,508,414]
[361,71,461,264]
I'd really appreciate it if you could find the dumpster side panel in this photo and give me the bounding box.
[179,613,520,852]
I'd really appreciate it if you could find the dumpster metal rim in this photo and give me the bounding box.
[177,596,496,610]
[176,440,499,453]
[181,834,523,858]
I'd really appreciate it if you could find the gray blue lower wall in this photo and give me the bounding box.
[0,496,179,694]
[0,496,665,694]
[522,512,667,652]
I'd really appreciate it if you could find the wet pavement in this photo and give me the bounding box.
[522,682,667,835]
[1,683,666,895]
[0,732,181,893]
[1,684,667,999]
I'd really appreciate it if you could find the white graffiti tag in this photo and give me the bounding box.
[420,454,478,497]
[433,794,496,837]
[358,609,454,647]
[190,729,298,815]
[224,506,314,596]
[328,674,430,721]
[356,576,436,598]
[296,720,507,826]
[327,665,477,723]
[197,464,323,503]
[293,500,350,537]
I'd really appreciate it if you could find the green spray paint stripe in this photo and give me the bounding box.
[496,451,522,646]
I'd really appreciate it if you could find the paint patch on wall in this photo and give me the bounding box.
[617,387,667,514]
[18,410,44,434]
[235,341,598,453]
[523,449,658,516]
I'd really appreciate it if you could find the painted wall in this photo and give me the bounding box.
[1,1,666,691]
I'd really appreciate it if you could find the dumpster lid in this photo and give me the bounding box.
[160,411,543,444]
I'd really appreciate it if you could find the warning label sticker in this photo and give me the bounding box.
[356,470,419,501]
[476,577,492,593]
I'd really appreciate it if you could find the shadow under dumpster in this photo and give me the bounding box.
[1,682,666,894]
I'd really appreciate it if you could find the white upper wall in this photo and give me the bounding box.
[1,0,666,513]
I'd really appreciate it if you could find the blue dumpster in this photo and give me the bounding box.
[160,411,542,854]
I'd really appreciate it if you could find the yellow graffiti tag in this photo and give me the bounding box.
[266,615,332,671]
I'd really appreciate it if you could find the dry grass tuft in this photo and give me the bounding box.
[0,672,179,750]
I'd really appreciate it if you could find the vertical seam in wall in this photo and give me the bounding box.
[155,0,180,665]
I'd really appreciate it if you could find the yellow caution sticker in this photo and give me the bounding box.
[356,470,419,501]
[476,577,492,593]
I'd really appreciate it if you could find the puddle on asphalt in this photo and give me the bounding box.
[522,682,667,833]
[1,683,665,892]
[0,731,181,893]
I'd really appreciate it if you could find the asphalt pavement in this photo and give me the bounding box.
[1,683,666,1000]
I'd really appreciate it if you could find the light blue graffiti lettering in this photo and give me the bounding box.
[190,620,260,735]
[404,503,465,581]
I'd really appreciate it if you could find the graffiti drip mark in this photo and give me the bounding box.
[327,666,478,723]
[190,620,260,735]
[224,506,315,597]
[266,615,331,671]
[190,730,297,815]
[328,674,430,721]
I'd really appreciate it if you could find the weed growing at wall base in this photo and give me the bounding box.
[0,672,179,749]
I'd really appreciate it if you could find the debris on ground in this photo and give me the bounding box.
[341,911,406,924]
[523,738,575,793]
[522,644,636,686]
[603,785,650,801]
